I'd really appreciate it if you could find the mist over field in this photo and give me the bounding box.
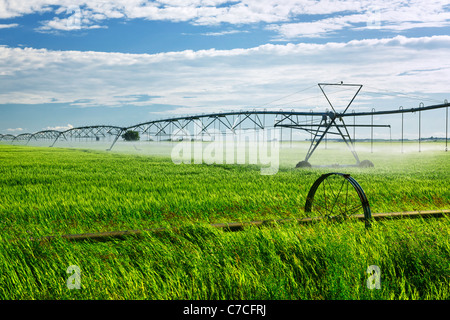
[11,137,448,167]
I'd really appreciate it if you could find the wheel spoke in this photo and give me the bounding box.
[326,176,338,201]
[306,173,371,226]
[313,201,332,217]
[346,204,363,216]
[329,178,346,215]
[310,175,365,218]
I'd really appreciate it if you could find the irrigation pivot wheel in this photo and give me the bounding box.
[305,173,372,228]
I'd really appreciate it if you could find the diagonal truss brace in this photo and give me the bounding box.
[305,83,363,164]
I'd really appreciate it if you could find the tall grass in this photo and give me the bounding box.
[1,218,448,299]
[0,144,449,299]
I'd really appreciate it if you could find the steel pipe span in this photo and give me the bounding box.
[2,100,449,165]
[3,102,448,141]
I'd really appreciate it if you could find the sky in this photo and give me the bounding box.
[0,0,449,139]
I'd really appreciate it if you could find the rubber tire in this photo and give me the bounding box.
[359,160,374,168]
[296,160,312,168]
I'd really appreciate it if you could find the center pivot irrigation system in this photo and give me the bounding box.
[2,82,449,169]
[2,82,448,240]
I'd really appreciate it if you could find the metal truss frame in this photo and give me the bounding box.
[1,83,449,167]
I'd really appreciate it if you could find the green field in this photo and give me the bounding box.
[0,142,449,299]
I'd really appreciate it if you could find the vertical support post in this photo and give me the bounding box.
[419,102,423,152]
[352,110,356,144]
[371,108,375,153]
[400,106,404,153]
[239,112,242,143]
[263,110,265,128]
[310,109,313,142]
[445,100,448,152]
[290,109,294,148]
[263,109,266,144]
[254,110,257,145]
[256,113,259,145]
[325,109,328,150]
[279,109,283,147]
[239,112,242,149]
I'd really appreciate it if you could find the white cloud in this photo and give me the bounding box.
[268,1,450,40]
[200,29,248,36]
[0,35,449,115]
[0,23,19,29]
[182,29,249,36]
[1,0,449,37]
[43,124,74,130]
[6,127,24,132]
[267,16,356,39]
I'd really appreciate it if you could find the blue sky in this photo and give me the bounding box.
[1,0,449,138]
